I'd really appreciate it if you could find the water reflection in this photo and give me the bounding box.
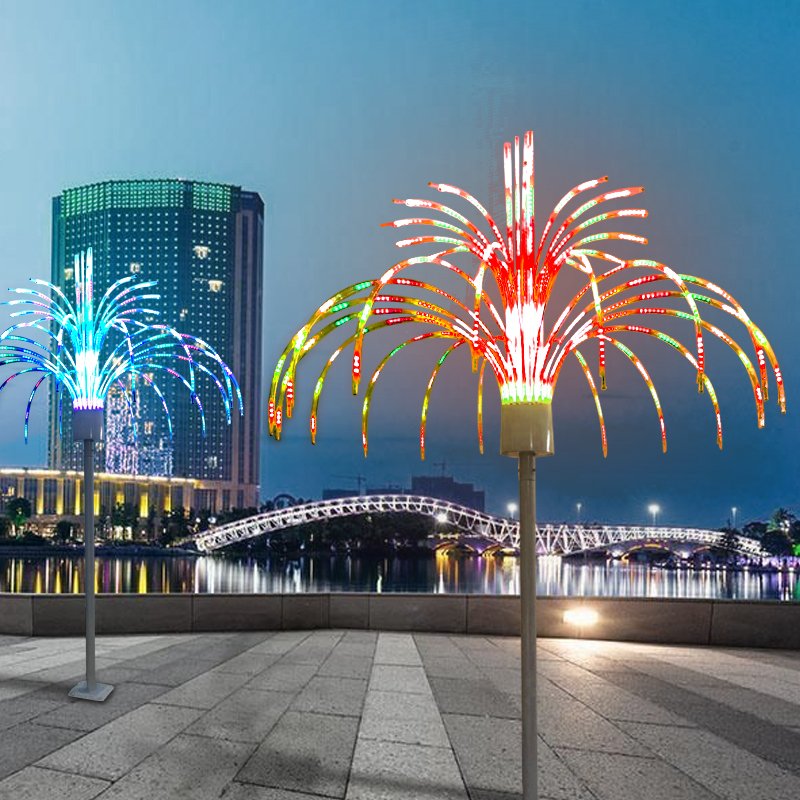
[0,552,798,600]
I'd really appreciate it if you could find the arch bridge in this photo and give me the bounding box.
[192,494,765,558]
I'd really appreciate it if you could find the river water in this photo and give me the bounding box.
[1,553,798,600]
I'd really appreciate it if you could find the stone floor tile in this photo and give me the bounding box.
[36,703,203,780]
[237,711,358,797]
[428,676,519,719]
[369,664,432,695]
[419,656,483,679]
[156,667,251,709]
[318,653,372,679]
[330,643,376,660]
[467,791,523,800]
[189,688,294,743]
[34,679,170,732]
[291,676,368,717]
[0,765,109,800]
[619,721,800,799]
[0,722,84,780]
[246,663,318,693]
[442,714,521,795]
[212,651,281,676]
[555,748,721,800]
[0,684,67,731]
[249,632,312,654]
[128,657,220,687]
[340,631,377,643]
[222,783,333,799]
[373,634,422,666]
[345,738,467,800]
[93,734,254,800]
[359,712,449,747]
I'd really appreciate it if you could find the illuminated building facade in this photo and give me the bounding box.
[0,466,222,537]
[48,180,263,508]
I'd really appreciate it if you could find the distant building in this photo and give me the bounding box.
[322,477,484,510]
[322,488,360,501]
[410,475,485,511]
[0,466,223,537]
[48,179,263,509]
[322,485,407,501]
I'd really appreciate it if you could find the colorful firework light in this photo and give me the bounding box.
[270,132,785,458]
[0,248,242,442]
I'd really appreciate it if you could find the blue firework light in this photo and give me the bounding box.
[0,248,242,442]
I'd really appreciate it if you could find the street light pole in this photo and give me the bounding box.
[732,506,738,530]
[501,402,554,800]
[69,409,113,702]
[576,502,582,523]
[648,503,660,527]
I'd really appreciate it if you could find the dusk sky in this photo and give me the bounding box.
[0,0,798,527]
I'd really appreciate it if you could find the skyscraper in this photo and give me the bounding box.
[49,179,263,510]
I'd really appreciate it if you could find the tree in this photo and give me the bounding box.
[160,507,191,546]
[743,521,766,540]
[111,502,137,539]
[6,497,31,536]
[761,529,793,557]
[54,520,74,543]
[714,527,739,564]
[146,505,158,542]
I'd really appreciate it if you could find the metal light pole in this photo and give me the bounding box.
[502,403,554,800]
[68,409,114,702]
[648,503,660,527]
[732,506,738,530]
[576,502,582,523]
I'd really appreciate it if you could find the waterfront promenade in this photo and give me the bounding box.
[0,630,798,799]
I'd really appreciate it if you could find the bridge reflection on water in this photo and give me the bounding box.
[1,553,799,601]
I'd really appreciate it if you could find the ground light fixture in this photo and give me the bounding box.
[0,248,241,701]
[563,607,600,627]
[269,133,785,800]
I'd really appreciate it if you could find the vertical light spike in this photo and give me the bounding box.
[599,334,606,390]
[503,142,514,267]
[477,358,486,454]
[522,132,534,262]
[514,136,521,274]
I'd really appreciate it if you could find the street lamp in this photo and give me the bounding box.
[649,504,660,527]
[576,502,582,523]
[0,248,240,702]
[268,132,786,800]
[732,506,738,530]
[507,503,517,520]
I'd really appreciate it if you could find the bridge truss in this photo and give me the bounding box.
[193,494,765,558]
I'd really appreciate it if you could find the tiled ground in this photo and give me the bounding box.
[0,630,799,799]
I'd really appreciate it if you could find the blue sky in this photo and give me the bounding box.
[0,0,798,526]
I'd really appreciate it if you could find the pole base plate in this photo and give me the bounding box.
[69,681,114,702]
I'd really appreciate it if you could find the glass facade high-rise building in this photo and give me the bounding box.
[48,179,263,510]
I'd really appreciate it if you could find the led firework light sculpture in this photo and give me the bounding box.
[269,133,784,799]
[0,248,241,701]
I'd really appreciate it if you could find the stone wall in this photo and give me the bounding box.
[1,593,799,648]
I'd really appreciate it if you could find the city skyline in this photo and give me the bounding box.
[1,1,797,526]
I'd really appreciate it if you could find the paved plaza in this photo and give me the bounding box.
[0,630,798,799]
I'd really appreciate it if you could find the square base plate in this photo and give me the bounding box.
[69,681,114,702]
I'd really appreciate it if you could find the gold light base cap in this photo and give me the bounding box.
[500,402,554,458]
